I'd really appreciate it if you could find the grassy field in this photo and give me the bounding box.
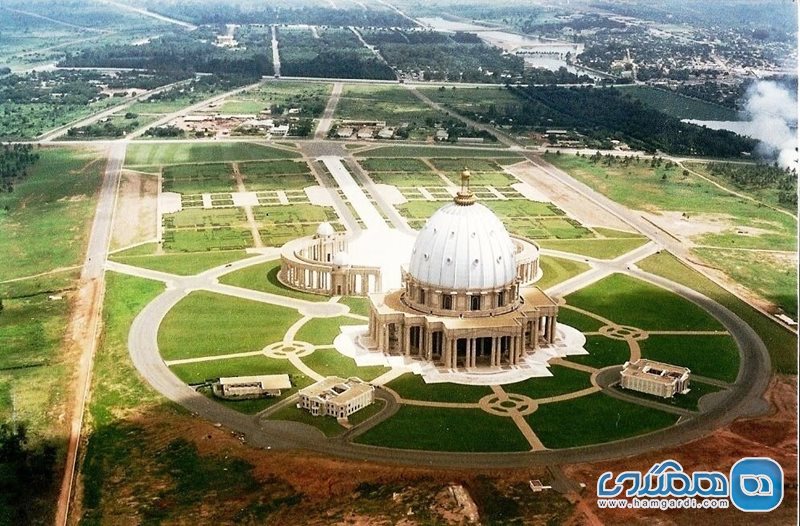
[158,292,300,360]
[694,247,797,319]
[539,237,648,259]
[637,252,797,374]
[616,85,737,121]
[301,350,388,381]
[218,260,327,302]
[336,84,445,138]
[111,249,254,275]
[162,227,253,252]
[125,142,299,166]
[214,81,331,119]
[0,147,104,281]
[566,336,631,369]
[503,366,593,399]
[294,317,365,345]
[565,274,724,331]
[640,334,740,383]
[545,154,796,252]
[88,272,166,428]
[355,406,530,452]
[386,374,493,403]
[528,392,679,448]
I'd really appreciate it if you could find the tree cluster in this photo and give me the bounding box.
[0,143,39,193]
[506,85,756,157]
[708,162,798,206]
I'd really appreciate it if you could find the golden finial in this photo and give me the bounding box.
[454,168,476,206]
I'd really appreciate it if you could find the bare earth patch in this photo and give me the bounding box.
[562,375,797,525]
[110,170,158,251]
[641,211,730,242]
[504,161,632,231]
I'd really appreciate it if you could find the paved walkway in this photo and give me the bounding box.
[232,163,264,247]
[319,156,388,230]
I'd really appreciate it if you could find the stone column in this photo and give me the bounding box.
[451,338,458,369]
[468,339,475,368]
[532,318,540,350]
[549,316,557,344]
[404,326,411,356]
[492,336,499,366]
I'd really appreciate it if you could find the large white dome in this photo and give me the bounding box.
[407,202,517,290]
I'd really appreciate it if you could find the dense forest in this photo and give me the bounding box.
[59,28,273,78]
[507,85,757,157]
[0,144,39,193]
[139,2,413,27]
[707,162,797,207]
[363,29,525,83]
[278,28,395,80]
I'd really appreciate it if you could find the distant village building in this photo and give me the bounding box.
[336,126,355,138]
[456,137,485,143]
[341,119,387,128]
[212,374,292,400]
[435,129,450,141]
[620,359,690,398]
[377,127,395,139]
[297,376,375,418]
[357,127,375,139]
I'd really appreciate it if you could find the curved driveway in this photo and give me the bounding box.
[123,247,772,469]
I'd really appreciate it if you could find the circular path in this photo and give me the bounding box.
[120,248,773,468]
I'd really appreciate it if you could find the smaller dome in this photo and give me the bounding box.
[332,252,350,267]
[316,222,335,238]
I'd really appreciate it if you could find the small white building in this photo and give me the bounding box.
[377,127,395,139]
[271,124,290,136]
[297,376,375,418]
[212,374,291,400]
[620,359,690,399]
[357,127,375,139]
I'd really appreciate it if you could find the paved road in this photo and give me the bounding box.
[315,83,343,139]
[55,140,127,526]
[271,25,281,77]
[126,80,264,139]
[407,85,521,150]
[38,78,194,142]
[124,244,773,469]
[98,0,197,30]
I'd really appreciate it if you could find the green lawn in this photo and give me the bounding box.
[348,398,386,426]
[639,334,740,383]
[165,208,246,229]
[218,260,327,302]
[125,142,298,166]
[566,336,631,369]
[565,274,724,331]
[158,292,300,360]
[338,296,371,317]
[536,256,590,290]
[503,366,593,399]
[545,154,796,252]
[613,380,724,412]
[355,406,530,452]
[294,317,365,345]
[169,355,313,388]
[539,237,648,259]
[301,350,388,381]
[386,374,492,403]
[0,147,104,281]
[637,252,797,374]
[360,158,431,172]
[268,405,345,437]
[556,307,606,332]
[527,392,679,448]
[110,250,254,276]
